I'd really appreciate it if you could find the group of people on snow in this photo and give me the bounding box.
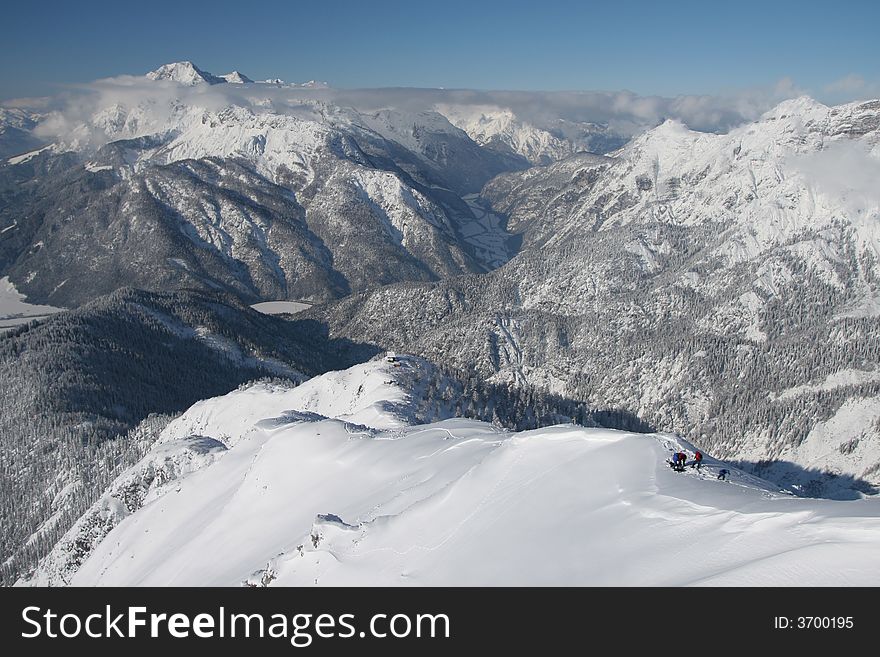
[668,449,730,480]
[669,449,703,472]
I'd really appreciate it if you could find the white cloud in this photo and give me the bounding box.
[789,141,880,216]
[825,74,866,95]
[821,74,880,104]
[12,67,820,149]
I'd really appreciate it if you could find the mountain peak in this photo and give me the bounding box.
[296,80,329,89]
[146,61,225,86]
[761,95,828,121]
[220,71,254,84]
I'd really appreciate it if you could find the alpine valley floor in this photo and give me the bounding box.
[24,356,880,586]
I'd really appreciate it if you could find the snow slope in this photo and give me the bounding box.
[0,276,63,332]
[251,300,313,315]
[29,356,880,587]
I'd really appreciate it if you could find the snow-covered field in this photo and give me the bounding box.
[251,300,314,315]
[0,276,63,332]
[25,356,880,587]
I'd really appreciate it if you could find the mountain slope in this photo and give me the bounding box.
[0,287,367,585]
[308,98,880,489]
[28,356,880,586]
[0,108,45,159]
[0,64,523,307]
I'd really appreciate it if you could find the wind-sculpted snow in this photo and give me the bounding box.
[21,355,449,585]
[30,356,880,586]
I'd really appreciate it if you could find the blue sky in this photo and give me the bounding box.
[2,0,879,100]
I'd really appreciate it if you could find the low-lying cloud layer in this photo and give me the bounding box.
[7,66,873,150]
[789,140,880,216]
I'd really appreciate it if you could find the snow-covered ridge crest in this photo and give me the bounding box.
[220,71,254,84]
[146,61,227,86]
[19,355,452,585]
[533,95,880,255]
[145,62,322,89]
[437,103,575,164]
[22,355,880,586]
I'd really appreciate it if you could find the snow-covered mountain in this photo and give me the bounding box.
[487,96,880,250]
[310,97,880,489]
[437,104,576,164]
[0,63,524,306]
[219,71,254,84]
[146,61,227,86]
[24,356,880,586]
[436,104,626,165]
[0,287,362,585]
[5,67,880,587]
[0,107,45,159]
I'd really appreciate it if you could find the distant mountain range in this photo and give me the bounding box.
[1,63,537,307]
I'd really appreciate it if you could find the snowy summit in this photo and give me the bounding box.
[145,62,324,89]
[145,61,227,86]
[24,356,880,587]
[220,71,254,84]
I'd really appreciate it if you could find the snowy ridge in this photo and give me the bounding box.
[220,71,254,84]
[146,62,226,86]
[437,104,576,164]
[20,356,453,585]
[24,356,880,586]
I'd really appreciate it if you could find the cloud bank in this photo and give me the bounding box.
[789,140,880,216]
[8,67,873,150]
